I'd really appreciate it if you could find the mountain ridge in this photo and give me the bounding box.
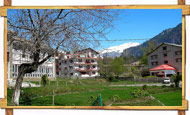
[122,23,182,58]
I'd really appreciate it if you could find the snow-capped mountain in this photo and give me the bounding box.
[99,42,140,58]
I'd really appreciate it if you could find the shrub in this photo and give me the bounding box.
[171,74,182,87]
[142,84,147,90]
[161,85,166,88]
[110,95,120,102]
[144,76,156,78]
[131,89,149,98]
[20,90,36,105]
[108,74,118,82]
[152,85,157,88]
[88,95,96,103]
[170,84,175,88]
[41,74,49,86]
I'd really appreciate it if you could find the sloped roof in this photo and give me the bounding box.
[149,64,176,71]
[74,48,99,54]
[147,42,182,56]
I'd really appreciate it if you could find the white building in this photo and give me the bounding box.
[58,48,100,78]
[7,40,56,81]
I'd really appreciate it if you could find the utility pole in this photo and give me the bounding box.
[106,51,108,77]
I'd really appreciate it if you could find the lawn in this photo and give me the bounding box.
[7,78,182,106]
[152,91,182,106]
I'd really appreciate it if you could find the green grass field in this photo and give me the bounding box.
[7,78,182,106]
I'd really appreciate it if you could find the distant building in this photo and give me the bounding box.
[58,48,100,78]
[147,43,182,77]
[7,38,56,81]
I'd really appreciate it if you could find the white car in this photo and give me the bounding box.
[163,77,171,84]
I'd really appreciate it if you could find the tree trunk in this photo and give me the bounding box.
[12,70,25,106]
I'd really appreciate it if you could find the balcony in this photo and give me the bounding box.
[75,68,99,72]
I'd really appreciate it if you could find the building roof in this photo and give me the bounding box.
[149,64,176,71]
[74,48,99,54]
[147,42,182,56]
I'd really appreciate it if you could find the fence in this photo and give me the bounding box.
[117,76,169,83]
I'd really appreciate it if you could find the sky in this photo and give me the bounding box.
[97,9,182,50]
[7,9,182,51]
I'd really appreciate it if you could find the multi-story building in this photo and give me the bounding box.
[147,43,182,77]
[7,39,56,81]
[58,48,100,78]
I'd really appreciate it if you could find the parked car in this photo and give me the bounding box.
[163,77,171,84]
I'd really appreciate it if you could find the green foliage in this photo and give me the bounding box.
[161,85,166,88]
[171,74,182,87]
[20,89,36,105]
[88,95,96,103]
[109,95,120,102]
[98,58,113,77]
[7,79,182,106]
[110,57,124,76]
[144,76,156,78]
[131,89,149,98]
[139,41,155,65]
[142,85,148,90]
[170,84,175,88]
[41,74,49,86]
[123,56,136,64]
[107,74,118,82]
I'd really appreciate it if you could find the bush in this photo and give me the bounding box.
[152,85,157,88]
[171,74,182,87]
[170,84,175,88]
[142,85,147,90]
[108,74,118,82]
[131,89,149,98]
[88,95,96,103]
[161,85,166,88]
[110,95,120,102]
[144,76,156,78]
[41,74,49,86]
[20,90,36,105]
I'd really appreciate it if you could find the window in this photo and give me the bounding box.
[92,65,96,68]
[79,65,83,68]
[176,58,182,62]
[70,73,73,75]
[79,59,82,62]
[92,71,95,74]
[163,46,167,50]
[164,60,168,64]
[22,54,25,58]
[59,63,61,65]
[175,51,182,55]
[91,60,95,62]
[163,53,167,57]
[12,65,14,72]
[151,61,158,66]
[151,55,157,59]
[70,60,73,63]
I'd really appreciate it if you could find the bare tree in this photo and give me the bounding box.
[7,9,118,105]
